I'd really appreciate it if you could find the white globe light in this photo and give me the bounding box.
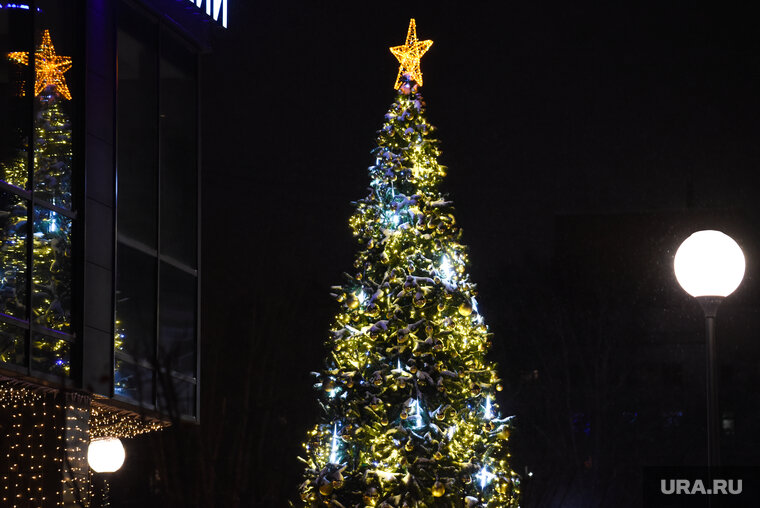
[674,230,745,297]
[87,437,126,473]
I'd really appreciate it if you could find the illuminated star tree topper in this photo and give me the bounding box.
[8,29,73,100]
[390,18,433,89]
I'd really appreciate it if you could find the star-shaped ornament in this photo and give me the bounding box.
[389,19,433,89]
[8,29,73,100]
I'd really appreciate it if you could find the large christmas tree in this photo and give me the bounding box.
[298,20,520,507]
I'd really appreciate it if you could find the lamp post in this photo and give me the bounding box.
[674,230,745,468]
[88,436,126,505]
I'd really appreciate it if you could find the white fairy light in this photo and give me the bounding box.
[475,467,496,489]
[439,255,456,286]
[410,399,424,429]
[484,395,493,420]
[329,423,340,464]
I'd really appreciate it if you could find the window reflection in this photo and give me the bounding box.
[32,206,71,333]
[0,320,25,367]
[0,190,28,319]
[33,84,73,207]
[115,244,156,358]
[115,359,154,407]
[0,4,32,190]
[1,10,77,378]
[31,333,70,376]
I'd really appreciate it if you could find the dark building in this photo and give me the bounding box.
[0,0,223,504]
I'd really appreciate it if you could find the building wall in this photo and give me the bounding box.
[82,0,116,398]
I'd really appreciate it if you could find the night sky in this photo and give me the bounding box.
[117,2,760,506]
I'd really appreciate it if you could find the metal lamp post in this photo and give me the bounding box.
[674,230,745,468]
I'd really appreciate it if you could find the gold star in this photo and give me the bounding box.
[390,19,433,89]
[8,29,73,100]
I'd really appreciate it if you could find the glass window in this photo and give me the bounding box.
[0,189,28,320]
[115,358,154,407]
[0,1,79,379]
[116,4,158,247]
[159,262,196,376]
[115,244,157,358]
[31,333,70,376]
[0,6,32,191]
[159,31,197,268]
[35,0,77,210]
[0,320,25,367]
[115,4,199,417]
[32,205,72,333]
[158,375,195,416]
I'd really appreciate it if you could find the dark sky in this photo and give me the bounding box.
[202,0,760,278]
[193,2,760,505]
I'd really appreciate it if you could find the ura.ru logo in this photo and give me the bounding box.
[661,479,742,495]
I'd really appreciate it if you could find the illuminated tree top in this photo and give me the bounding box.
[8,29,73,100]
[390,18,433,89]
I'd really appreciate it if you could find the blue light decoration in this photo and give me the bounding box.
[0,3,40,10]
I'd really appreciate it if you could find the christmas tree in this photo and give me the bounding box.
[298,20,520,507]
[0,30,73,373]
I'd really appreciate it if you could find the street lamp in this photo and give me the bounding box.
[87,436,126,473]
[674,230,745,468]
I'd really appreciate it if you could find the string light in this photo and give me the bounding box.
[439,255,456,286]
[1,383,167,505]
[389,19,433,89]
[0,383,65,506]
[8,29,73,100]
[89,403,168,439]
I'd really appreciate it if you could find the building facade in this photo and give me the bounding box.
[0,0,222,504]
